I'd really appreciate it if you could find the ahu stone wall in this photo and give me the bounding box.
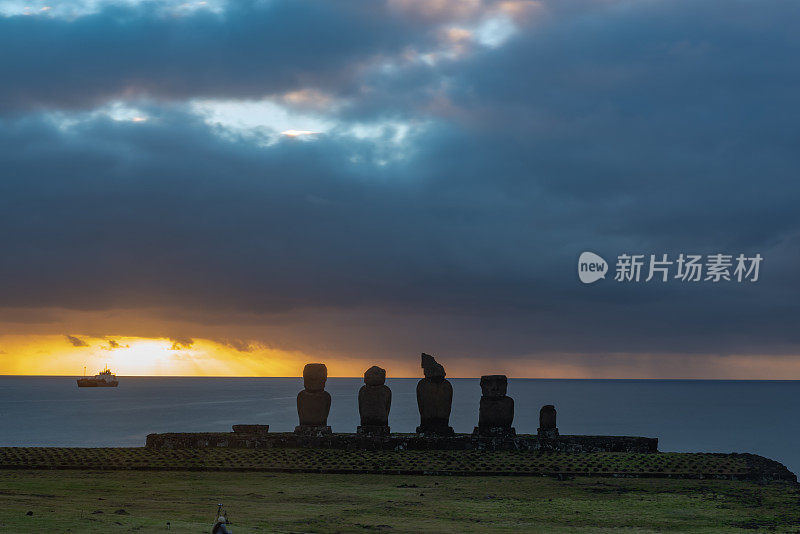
[145,430,658,453]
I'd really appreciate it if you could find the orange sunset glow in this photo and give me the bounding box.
[1,334,799,379]
[0,335,307,377]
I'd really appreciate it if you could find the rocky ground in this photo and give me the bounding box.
[0,447,794,481]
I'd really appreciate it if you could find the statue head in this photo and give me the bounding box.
[539,404,557,429]
[302,363,328,392]
[364,365,386,386]
[480,375,507,398]
[421,353,446,379]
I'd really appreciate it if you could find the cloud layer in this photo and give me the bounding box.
[1,0,799,374]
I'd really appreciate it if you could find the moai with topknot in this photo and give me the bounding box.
[416,353,454,436]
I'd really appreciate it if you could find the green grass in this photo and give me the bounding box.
[0,470,799,533]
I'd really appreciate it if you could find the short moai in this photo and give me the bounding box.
[415,353,454,436]
[357,365,392,435]
[295,363,332,435]
[473,375,515,437]
[538,404,559,439]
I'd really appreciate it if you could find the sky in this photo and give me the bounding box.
[0,0,799,378]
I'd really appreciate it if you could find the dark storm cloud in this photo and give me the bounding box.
[0,0,437,111]
[220,339,260,353]
[169,337,194,350]
[65,335,88,347]
[1,0,799,360]
[2,103,798,357]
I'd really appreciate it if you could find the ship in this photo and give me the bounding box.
[77,366,119,387]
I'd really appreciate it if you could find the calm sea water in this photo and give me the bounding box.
[1,377,798,475]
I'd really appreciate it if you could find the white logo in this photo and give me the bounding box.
[577,252,763,284]
[578,252,608,284]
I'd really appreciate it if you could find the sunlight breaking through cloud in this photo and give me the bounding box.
[0,335,307,377]
[0,0,224,18]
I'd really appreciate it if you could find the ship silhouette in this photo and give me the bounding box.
[77,366,119,387]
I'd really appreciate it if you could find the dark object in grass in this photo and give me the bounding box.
[539,405,559,439]
[416,353,454,436]
[474,375,515,437]
[232,425,269,435]
[296,363,332,434]
[212,503,232,534]
[358,366,392,435]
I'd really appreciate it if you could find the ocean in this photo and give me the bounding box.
[1,377,797,476]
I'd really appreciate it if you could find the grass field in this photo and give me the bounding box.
[1,470,799,533]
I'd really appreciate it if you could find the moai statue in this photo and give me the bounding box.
[416,353,454,436]
[473,375,515,437]
[357,365,392,436]
[538,404,559,439]
[295,363,332,435]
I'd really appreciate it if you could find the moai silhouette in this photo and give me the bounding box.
[538,404,559,439]
[416,353,454,436]
[473,375,515,437]
[295,363,332,435]
[357,365,392,435]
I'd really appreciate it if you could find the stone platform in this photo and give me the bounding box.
[145,431,658,453]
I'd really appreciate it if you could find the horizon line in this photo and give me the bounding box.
[1,374,798,381]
